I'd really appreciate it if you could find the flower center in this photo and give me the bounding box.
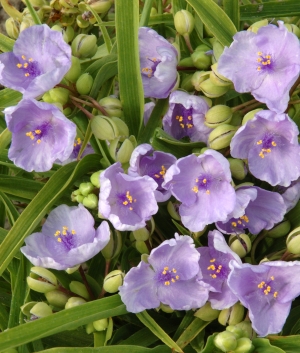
[192,175,211,195]
[153,165,166,180]
[173,105,194,131]
[16,55,41,78]
[25,122,51,145]
[54,226,76,251]
[257,133,277,159]
[257,276,278,298]
[157,266,180,286]
[207,258,229,280]
[118,190,137,211]
[256,51,273,72]
[231,214,249,231]
[141,57,161,78]
[72,138,82,159]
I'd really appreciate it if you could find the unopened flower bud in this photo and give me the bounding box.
[242,108,263,125]
[287,105,296,118]
[228,158,247,180]
[287,226,300,254]
[111,118,130,141]
[59,0,78,8]
[71,34,97,58]
[199,78,230,98]
[133,227,150,241]
[180,74,194,92]
[167,201,181,221]
[214,331,237,352]
[191,71,210,91]
[234,337,254,353]
[91,115,119,141]
[5,18,19,39]
[103,270,124,293]
[210,63,232,87]
[284,23,300,38]
[101,228,122,260]
[75,194,85,203]
[86,0,112,13]
[43,87,70,105]
[178,56,194,67]
[235,321,256,340]
[109,137,134,164]
[226,325,246,339]
[45,289,70,308]
[191,49,211,70]
[30,302,53,318]
[174,10,194,36]
[212,40,225,63]
[66,264,80,274]
[194,301,220,321]
[135,240,149,254]
[82,194,98,209]
[20,18,34,33]
[218,302,245,326]
[159,303,174,313]
[266,219,291,238]
[90,170,102,188]
[205,105,232,128]
[248,19,269,33]
[229,234,252,258]
[79,182,94,196]
[86,322,95,334]
[76,73,93,95]
[99,97,123,118]
[21,301,38,318]
[69,281,90,300]
[65,56,81,82]
[76,14,90,28]
[208,124,238,150]
[65,296,87,309]
[93,318,109,331]
[27,267,58,293]
[51,24,74,43]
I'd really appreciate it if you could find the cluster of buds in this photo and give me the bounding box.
[130,218,155,254]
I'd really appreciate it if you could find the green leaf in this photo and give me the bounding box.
[0,32,14,52]
[286,200,300,228]
[148,13,174,26]
[0,176,42,200]
[171,220,190,236]
[0,295,127,350]
[0,303,9,331]
[199,333,222,353]
[253,338,285,353]
[30,346,172,353]
[223,0,240,31]
[0,154,101,276]
[115,0,144,137]
[269,335,300,353]
[175,317,209,349]
[0,191,19,226]
[0,129,11,155]
[23,0,42,25]
[0,88,22,109]
[171,0,187,14]
[240,1,300,20]
[140,0,154,27]
[186,0,237,47]
[136,311,183,353]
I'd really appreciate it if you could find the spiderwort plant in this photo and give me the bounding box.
[119,234,208,313]
[4,99,76,172]
[139,27,178,99]
[0,24,71,99]
[21,204,110,270]
[218,21,300,113]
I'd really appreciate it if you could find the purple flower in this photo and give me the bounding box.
[218,22,300,113]
[230,110,300,186]
[163,150,236,232]
[5,99,76,172]
[128,144,177,202]
[0,24,71,99]
[144,102,155,126]
[228,261,300,336]
[119,234,208,313]
[98,162,158,231]
[277,178,300,212]
[162,90,211,143]
[0,62,4,79]
[197,230,241,309]
[216,186,286,235]
[21,204,110,270]
[139,27,178,99]
[57,138,95,165]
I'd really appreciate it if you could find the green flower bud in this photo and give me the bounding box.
[228,158,247,180]
[99,97,123,118]
[180,74,194,92]
[69,281,90,300]
[287,226,300,254]
[65,297,87,309]
[59,0,77,8]
[210,63,232,87]
[167,201,181,221]
[191,226,207,239]
[109,137,134,164]
[43,87,70,105]
[191,71,210,91]
[76,73,94,95]
[65,264,80,274]
[86,322,95,334]
[284,23,300,38]
[51,24,74,43]
[86,0,113,13]
[111,118,130,141]
[287,105,296,118]
[159,303,174,313]
[178,56,194,67]
[242,108,263,125]
[174,10,194,36]
[101,228,122,260]
[79,182,94,196]
[233,337,254,353]
[76,15,90,28]
[71,34,97,58]
[214,331,237,352]
[235,321,256,340]
[65,56,81,82]
[93,318,109,331]
[31,266,57,285]
[45,289,70,308]
[82,194,98,209]
[218,302,245,326]
[103,270,124,293]
[248,19,269,33]
[21,301,38,318]
[226,325,245,339]
[212,40,225,63]
[229,234,252,258]
[133,227,150,242]
[30,302,53,318]
[5,18,19,39]
[50,0,63,11]
[194,301,220,321]
[20,18,34,33]
[135,240,149,254]
[150,7,157,16]
[91,115,119,141]
[90,170,102,188]
[266,219,291,238]
[63,107,72,116]
[199,78,230,98]
[205,105,233,128]
[75,194,85,203]
[27,267,58,293]
[208,124,238,150]
[60,14,75,26]
[191,50,211,70]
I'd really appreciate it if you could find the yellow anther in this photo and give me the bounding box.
[123,201,128,205]
[210,258,216,262]
[57,238,62,243]
[187,124,193,128]
[192,186,199,193]
[29,58,33,62]
[164,267,169,271]
[207,265,216,271]
[264,289,269,295]
[17,63,22,68]
[257,51,262,56]
[54,231,60,236]
[172,268,177,273]
[37,139,41,144]
[25,73,30,77]
[206,190,210,195]
[202,178,207,184]
[71,230,76,235]
[176,115,180,120]
[195,178,199,182]
[129,207,133,211]
[187,116,192,121]
[257,66,261,71]
[241,215,249,223]
[77,137,81,144]
[257,58,262,62]
[23,63,28,68]
[231,222,237,227]
[266,55,271,59]
[171,278,175,283]
[274,291,278,298]
[258,281,265,288]
[210,274,217,279]
[35,129,41,134]
[259,151,265,158]
[266,286,271,292]
[63,226,68,230]
[270,276,274,280]
[180,123,184,128]
[62,230,67,236]
[165,281,170,286]
[257,140,262,145]
[22,55,26,60]
[178,116,183,122]
[176,275,179,280]
[162,270,167,275]
[272,141,277,147]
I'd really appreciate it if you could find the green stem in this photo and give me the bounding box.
[250,230,268,264]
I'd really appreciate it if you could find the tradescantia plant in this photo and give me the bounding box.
[2,0,300,352]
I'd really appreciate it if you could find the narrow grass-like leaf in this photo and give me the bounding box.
[0,129,11,155]
[0,303,9,331]
[223,0,240,30]
[140,0,154,27]
[175,318,209,349]
[31,346,171,353]
[0,295,127,350]
[23,0,42,25]
[136,311,183,353]
[115,0,144,137]
[240,1,300,20]
[0,191,19,226]
[186,0,237,47]
[89,60,118,99]
[0,176,44,200]
[0,88,22,109]
[172,0,186,14]
[0,33,14,52]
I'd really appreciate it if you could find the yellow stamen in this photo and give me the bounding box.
[22,55,26,60]
[274,291,278,298]
[257,66,261,71]
[210,259,216,262]
[23,63,28,68]
[25,73,30,77]
[206,190,210,195]
[57,238,62,243]
[257,140,262,145]
[231,222,237,227]
[192,186,199,193]
[270,276,274,280]
[17,63,22,68]
[272,141,277,147]
[165,281,170,286]
[36,139,41,144]
[202,178,207,184]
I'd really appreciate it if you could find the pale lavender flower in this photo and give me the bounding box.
[0,62,4,79]
[21,204,110,270]
[0,24,71,99]
[216,186,286,235]
[228,261,300,336]
[139,27,178,99]
[230,110,300,186]
[144,102,155,126]
[119,234,208,313]
[197,230,241,309]
[128,144,176,202]
[162,90,212,143]
[5,99,76,172]
[99,162,158,231]
[163,150,236,232]
[218,22,300,113]
[57,138,95,165]
[277,178,300,212]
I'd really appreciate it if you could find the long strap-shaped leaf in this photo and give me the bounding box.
[27,346,172,353]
